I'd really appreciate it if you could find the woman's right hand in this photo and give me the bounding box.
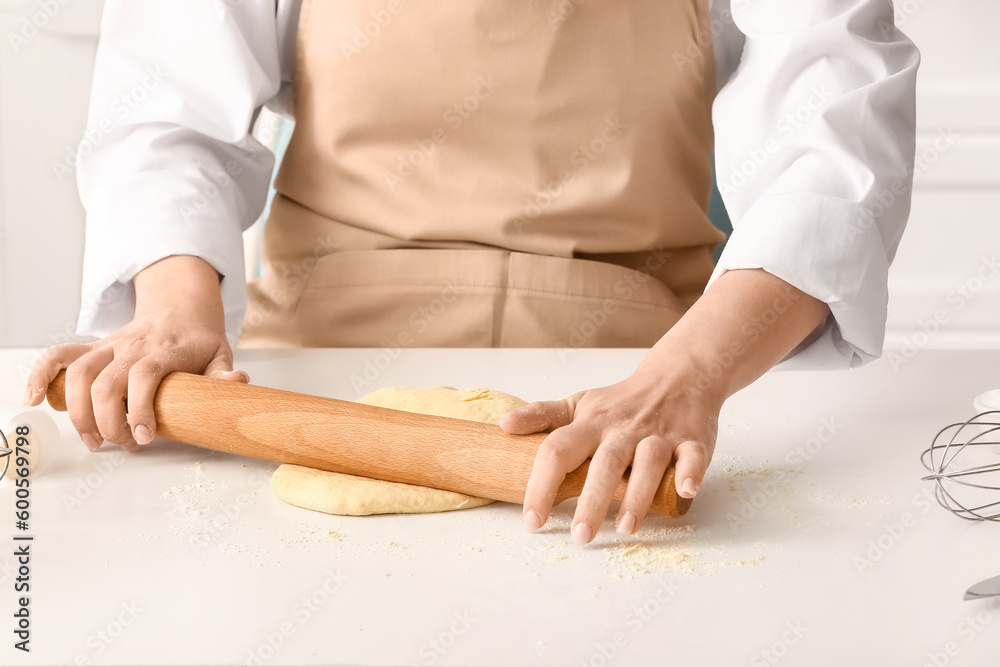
[23,255,248,452]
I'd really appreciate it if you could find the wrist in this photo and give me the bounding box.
[640,269,829,401]
[637,336,733,406]
[134,255,225,324]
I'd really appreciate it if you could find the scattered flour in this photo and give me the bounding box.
[604,541,702,575]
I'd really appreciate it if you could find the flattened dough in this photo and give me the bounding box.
[271,465,497,515]
[271,386,527,516]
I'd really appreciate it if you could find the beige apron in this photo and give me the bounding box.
[242,0,724,348]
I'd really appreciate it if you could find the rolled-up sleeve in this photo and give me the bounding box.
[76,0,295,345]
[709,0,920,369]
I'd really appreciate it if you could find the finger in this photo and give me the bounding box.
[92,355,139,452]
[673,439,711,499]
[521,424,596,533]
[499,392,583,434]
[203,348,248,383]
[128,353,220,445]
[125,356,171,446]
[572,434,636,545]
[24,343,92,406]
[64,348,114,452]
[213,369,250,383]
[615,435,673,536]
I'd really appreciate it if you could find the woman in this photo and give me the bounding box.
[25,0,918,544]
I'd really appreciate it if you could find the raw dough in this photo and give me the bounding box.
[272,465,496,515]
[271,386,527,515]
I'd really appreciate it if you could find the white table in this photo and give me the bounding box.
[0,348,998,666]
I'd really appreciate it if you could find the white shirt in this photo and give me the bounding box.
[75,0,919,370]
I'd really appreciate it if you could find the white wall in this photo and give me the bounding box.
[0,0,997,349]
[884,0,1000,349]
[0,0,105,348]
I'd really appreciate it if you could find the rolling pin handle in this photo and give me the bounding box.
[46,370,69,412]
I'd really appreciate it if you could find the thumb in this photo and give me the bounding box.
[204,350,250,384]
[499,392,584,434]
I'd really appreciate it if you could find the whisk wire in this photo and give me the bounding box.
[921,410,1000,521]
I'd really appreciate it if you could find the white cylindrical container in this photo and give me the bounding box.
[971,389,1000,455]
[0,404,59,487]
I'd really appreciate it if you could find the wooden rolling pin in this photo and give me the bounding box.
[46,370,691,518]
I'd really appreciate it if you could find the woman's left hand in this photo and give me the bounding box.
[499,356,724,544]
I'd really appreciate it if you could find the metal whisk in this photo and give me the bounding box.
[0,429,10,482]
[921,410,1000,521]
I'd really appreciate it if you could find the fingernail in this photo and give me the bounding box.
[24,386,43,406]
[616,511,637,536]
[571,522,595,545]
[523,509,543,532]
[680,477,699,498]
[218,370,249,383]
[81,433,103,452]
[133,425,154,446]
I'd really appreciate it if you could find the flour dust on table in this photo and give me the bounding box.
[271,386,527,515]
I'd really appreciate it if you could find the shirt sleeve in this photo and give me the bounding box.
[709,0,920,370]
[75,0,300,345]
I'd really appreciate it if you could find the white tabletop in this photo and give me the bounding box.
[0,347,998,666]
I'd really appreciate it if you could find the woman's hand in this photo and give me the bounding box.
[502,268,831,544]
[23,256,246,452]
[500,358,722,543]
